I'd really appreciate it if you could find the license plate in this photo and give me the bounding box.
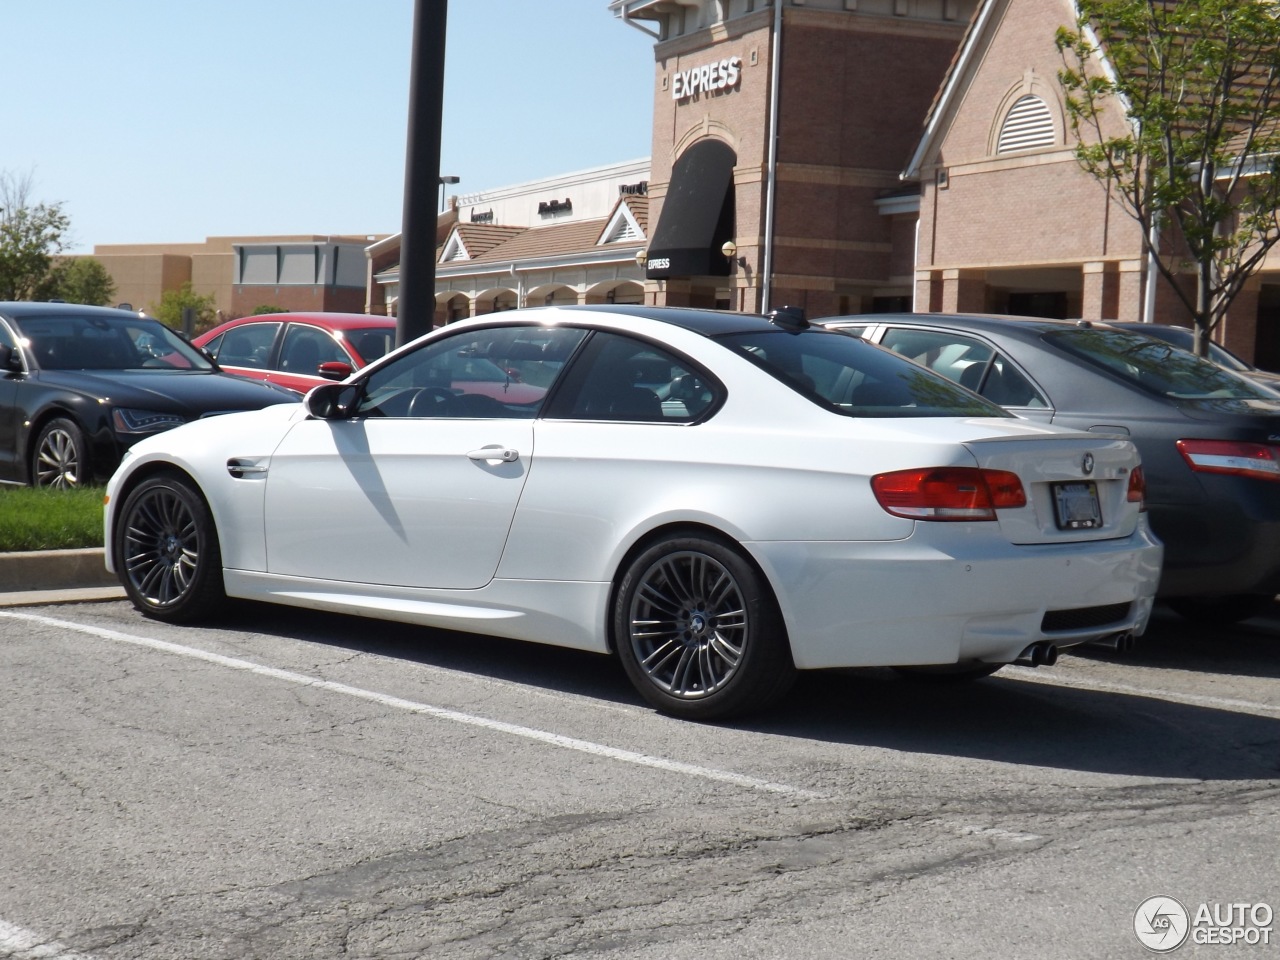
[1053,481,1102,529]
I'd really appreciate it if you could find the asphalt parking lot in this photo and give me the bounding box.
[1,591,1277,959]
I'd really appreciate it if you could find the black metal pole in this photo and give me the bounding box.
[397,0,448,347]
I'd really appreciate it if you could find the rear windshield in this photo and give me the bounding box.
[1044,328,1272,400]
[715,328,1008,418]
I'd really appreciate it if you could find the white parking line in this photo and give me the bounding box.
[1010,668,1280,717]
[0,611,823,801]
[0,918,98,959]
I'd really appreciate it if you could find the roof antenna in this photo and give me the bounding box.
[768,305,808,330]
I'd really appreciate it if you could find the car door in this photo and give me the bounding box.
[876,325,1054,421]
[264,323,354,394]
[205,321,282,384]
[262,324,586,590]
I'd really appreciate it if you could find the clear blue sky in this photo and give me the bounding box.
[2,2,656,254]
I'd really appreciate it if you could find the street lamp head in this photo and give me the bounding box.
[635,248,648,268]
[439,175,460,185]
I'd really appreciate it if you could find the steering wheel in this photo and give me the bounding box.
[407,387,454,416]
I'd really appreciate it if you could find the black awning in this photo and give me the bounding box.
[645,139,736,279]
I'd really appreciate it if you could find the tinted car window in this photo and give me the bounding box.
[717,328,1007,418]
[349,328,395,362]
[15,314,212,371]
[356,325,586,419]
[1044,328,1273,400]
[280,325,349,373]
[880,327,1047,408]
[213,322,280,369]
[552,331,718,423]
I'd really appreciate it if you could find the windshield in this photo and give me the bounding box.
[1044,328,1272,400]
[16,313,214,372]
[715,328,1008,418]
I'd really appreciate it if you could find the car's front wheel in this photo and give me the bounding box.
[613,533,796,720]
[115,473,226,623]
[32,417,89,488]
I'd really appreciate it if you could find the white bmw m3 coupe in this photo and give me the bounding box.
[104,305,1162,719]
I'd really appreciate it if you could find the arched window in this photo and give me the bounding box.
[997,95,1055,153]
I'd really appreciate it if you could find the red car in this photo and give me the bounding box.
[193,313,398,394]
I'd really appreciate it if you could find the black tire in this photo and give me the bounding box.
[115,473,226,623]
[892,662,1003,682]
[613,533,796,720]
[32,417,90,488]
[1167,594,1273,625]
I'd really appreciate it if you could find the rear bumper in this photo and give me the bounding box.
[749,520,1163,670]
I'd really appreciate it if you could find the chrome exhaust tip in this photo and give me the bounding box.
[1084,632,1135,655]
[1015,641,1059,667]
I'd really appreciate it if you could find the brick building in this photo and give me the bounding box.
[615,0,978,316]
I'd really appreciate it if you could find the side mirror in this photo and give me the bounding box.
[0,343,20,372]
[318,361,353,382]
[305,382,361,419]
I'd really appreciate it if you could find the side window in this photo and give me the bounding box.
[280,325,348,374]
[880,327,1047,408]
[215,322,280,369]
[551,331,719,423]
[355,325,587,419]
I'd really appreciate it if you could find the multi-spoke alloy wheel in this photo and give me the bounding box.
[33,418,88,488]
[116,474,225,622]
[614,533,795,719]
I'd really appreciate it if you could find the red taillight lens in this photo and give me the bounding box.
[1127,465,1146,510]
[871,467,1027,521]
[1176,440,1280,482]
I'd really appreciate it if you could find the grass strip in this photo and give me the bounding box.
[0,486,105,552]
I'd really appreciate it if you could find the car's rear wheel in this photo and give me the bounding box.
[613,533,796,720]
[116,473,226,623]
[1167,594,1272,624]
[32,417,89,488]
[892,662,1003,682]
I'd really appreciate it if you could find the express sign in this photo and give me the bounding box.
[672,56,742,101]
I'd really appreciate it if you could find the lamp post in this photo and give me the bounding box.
[439,175,460,212]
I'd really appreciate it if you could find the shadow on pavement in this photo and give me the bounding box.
[203,599,1280,784]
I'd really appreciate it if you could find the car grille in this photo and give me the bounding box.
[1041,602,1131,633]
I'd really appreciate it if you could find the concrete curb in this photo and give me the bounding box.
[0,548,125,607]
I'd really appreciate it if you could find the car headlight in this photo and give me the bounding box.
[111,408,188,434]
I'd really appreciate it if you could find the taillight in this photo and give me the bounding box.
[871,467,1027,521]
[1127,465,1146,510]
[1176,440,1280,482]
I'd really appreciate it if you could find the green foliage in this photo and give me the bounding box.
[149,281,217,332]
[0,170,70,301]
[250,305,288,315]
[37,257,118,306]
[0,485,104,551]
[1057,0,1280,353]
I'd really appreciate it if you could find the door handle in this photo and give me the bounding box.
[467,446,519,463]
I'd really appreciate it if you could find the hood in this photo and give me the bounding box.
[35,368,298,412]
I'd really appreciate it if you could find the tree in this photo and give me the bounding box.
[37,257,117,306]
[1057,0,1280,356]
[250,304,287,315]
[150,282,217,332]
[0,170,70,301]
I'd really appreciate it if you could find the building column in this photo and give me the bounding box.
[915,271,941,312]
[1222,275,1262,362]
[940,269,986,313]
[1115,260,1144,322]
[1080,261,1116,319]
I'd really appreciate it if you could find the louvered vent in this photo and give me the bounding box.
[997,96,1055,153]
[605,218,641,243]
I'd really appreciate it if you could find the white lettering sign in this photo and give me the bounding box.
[672,56,742,101]
[647,257,671,271]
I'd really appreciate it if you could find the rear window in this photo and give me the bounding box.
[715,328,1008,418]
[1044,328,1272,400]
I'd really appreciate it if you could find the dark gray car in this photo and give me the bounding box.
[821,312,1280,623]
